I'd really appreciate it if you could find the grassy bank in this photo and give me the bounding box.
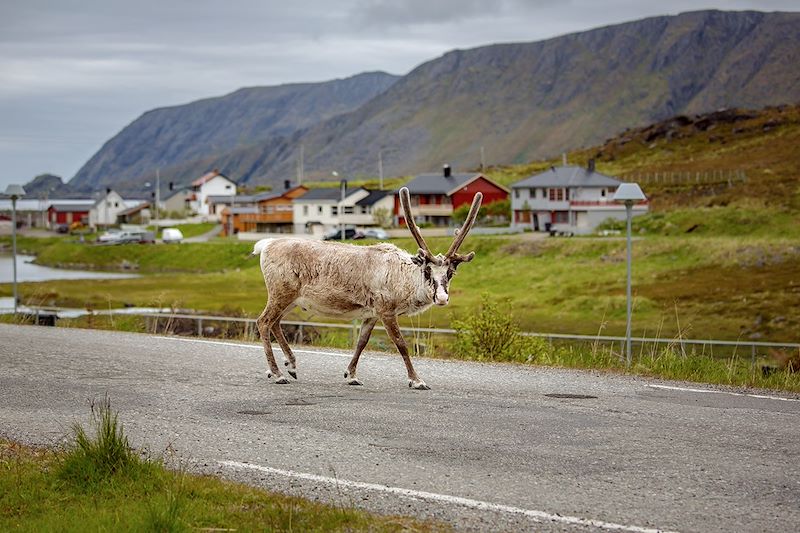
[2,231,799,343]
[0,399,441,532]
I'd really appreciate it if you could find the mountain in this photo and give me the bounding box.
[70,10,800,191]
[69,71,400,191]
[21,174,78,198]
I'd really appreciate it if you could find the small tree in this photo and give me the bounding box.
[372,207,393,228]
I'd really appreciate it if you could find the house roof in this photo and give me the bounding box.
[403,173,479,195]
[48,202,95,212]
[163,188,192,201]
[117,203,150,216]
[191,170,235,187]
[355,190,392,207]
[226,206,259,215]
[207,194,261,205]
[512,166,621,188]
[296,188,350,202]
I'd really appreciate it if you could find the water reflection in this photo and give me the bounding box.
[0,254,139,283]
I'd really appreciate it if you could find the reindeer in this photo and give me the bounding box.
[252,187,482,389]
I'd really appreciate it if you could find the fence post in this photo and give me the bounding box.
[197,318,203,337]
[751,344,756,367]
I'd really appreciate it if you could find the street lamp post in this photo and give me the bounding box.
[4,184,26,315]
[613,182,647,366]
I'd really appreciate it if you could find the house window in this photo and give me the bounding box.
[601,189,607,198]
[318,206,323,215]
[343,206,354,214]
[554,211,569,223]
[114,202,119,208]
[331,206,338,215]
[303,206,309,216]
[225,185,232,189]
[548,188,565,201]
[360,206,368,214]
[514,189,520,199]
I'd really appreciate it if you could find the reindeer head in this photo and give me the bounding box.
[400,186,482,306]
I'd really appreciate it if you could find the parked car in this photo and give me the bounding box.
[97,229,122,243]
[161,228,184,244]
[362,228,389,240]
[115,230,156,244]
[322,228,364,241]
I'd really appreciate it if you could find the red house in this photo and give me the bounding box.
[395,165,509,226]
[46,202,94,228]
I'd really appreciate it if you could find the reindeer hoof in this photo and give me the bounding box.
[409,380,431,390]
[288,370,297,379]
[346,378,363,386]
[275,376,290,385]
[267,372,272,379]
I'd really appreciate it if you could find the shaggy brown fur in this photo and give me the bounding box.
[253,187,482,390]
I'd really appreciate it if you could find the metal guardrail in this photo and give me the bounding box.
[6,307,798,362]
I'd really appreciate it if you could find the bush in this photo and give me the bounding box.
[450,294,550,363]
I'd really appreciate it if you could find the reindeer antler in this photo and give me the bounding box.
[446,192,482,262]
[399,187,440,264]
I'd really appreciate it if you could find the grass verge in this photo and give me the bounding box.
[0,397,444,532]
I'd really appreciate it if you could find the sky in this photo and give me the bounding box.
[0,0,796,192]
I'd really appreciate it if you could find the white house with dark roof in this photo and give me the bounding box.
[511,161,648,234]
[339,190,394,228]
[190,169,236,217]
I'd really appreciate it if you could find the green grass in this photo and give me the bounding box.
[3,232,799,343]
[0,400,443,532]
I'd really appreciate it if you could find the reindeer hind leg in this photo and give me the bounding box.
[257,294,296,384]
[271,321,298,379]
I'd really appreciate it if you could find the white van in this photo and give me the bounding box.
[161,228,184,244]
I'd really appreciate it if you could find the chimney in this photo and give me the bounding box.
[587,158,596,173]
[562,153,568,166]
[284,180,291,190]
[340,179,347,201]
[443,164,452,178]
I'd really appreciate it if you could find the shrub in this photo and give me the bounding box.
[450,294,550,363]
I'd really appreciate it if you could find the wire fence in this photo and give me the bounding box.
[13,307,797,367]
[621,170,747,186]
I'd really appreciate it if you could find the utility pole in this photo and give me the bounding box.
[378,150,384,190]
[298,144,305,185]
[155,168,160,230]
[480,146,485,171]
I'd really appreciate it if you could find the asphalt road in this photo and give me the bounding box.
[1,324,798,532]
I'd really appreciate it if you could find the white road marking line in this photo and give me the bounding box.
[648,384,800,403]
[159,335,350,358]
[220,460,677,533]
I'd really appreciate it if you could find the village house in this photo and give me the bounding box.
[338,190,394,229]
[46,201,95,229]
[397,165,509,226]
[116,202,151,225]
[190,169,237,217]
[510,160,648,235]
[219,184,308,236]
[88,189,127,229]
[292,186,369,236]
[162,186,194,215]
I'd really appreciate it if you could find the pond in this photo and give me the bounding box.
[0,254,139,283]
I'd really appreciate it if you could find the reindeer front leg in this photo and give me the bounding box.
[380,313,430,390]
[344,317,378,385]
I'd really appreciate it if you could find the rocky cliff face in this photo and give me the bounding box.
[69,72,399,191]
[70,10,800,191]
